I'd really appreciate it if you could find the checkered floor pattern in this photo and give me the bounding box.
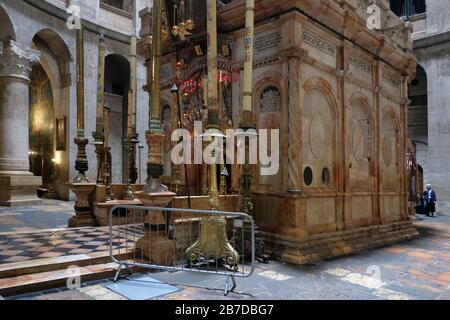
[0,227,138,264]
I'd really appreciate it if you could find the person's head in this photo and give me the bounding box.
[426,184,432,190]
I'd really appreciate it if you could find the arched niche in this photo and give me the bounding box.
[349,94,375,191]
[30,29,72,200]
[408,64,428,174]
[105,54,130,184]
[29,65,54,190]
[252,76,285,192]
[302,77,338,189]
[0,5,16,42]
[381,109,401,191]
[258,113,281,190]
[252,73,286,123]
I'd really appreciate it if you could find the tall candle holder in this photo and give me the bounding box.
[73,23,89,183]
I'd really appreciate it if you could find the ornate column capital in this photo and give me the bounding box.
[0,40,40,81]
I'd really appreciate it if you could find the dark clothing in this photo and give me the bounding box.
[423,189,437,216]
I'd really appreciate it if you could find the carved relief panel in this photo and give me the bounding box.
[349,96,374,191]
[381,110,400,191]
[302,87,334,189]
[257,85,282,189]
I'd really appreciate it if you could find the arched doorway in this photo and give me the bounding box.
[408,64,428,188]
[104,54,130,183]
[29,65,54,195]
[0,5,15,42]
[29,29,71,200]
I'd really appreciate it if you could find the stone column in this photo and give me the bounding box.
[0,40,42,206]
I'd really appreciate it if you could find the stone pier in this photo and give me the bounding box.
[0,40,42,206]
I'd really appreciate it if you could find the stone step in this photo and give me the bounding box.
[0,250,129,279]
[264,224,419,265]
[0,262,122,297]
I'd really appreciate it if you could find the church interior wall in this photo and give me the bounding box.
[0,0,150,201]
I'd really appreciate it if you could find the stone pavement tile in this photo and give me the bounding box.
[1,250,23,256]
[68,249,94,254]
[94,292,127,300]
[32,246,53,252]
[79,285,111,297]
[15,238,38,243]
[37,252,65,259]
[399,279,443,295]
[58,243,81,249]
[80,285,127,300]
[7,291,43,300]
[406,250,436,260]
[24,242,43,247]
[2,256,30,263]
[33,290,94,300]
[12,228,39,233]
[0,216,23,225]
[435,272,450,285]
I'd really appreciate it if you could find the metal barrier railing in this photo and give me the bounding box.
[108,205,255,296]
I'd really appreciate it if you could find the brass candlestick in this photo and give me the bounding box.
[74,23,89,183]
[123,135,139,200]
[236,0,268,263]
[144,0,167,193]
[124,0,138,197]
[93,33,106,183]
[239,0,256,216]
[74,138,89,183]
[186,0,239,271]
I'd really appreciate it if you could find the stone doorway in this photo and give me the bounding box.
[29,64,55,197]
[104,54,130,184]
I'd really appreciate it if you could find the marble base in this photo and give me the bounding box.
[263,221,419,265]
[68,183,96,228]
[133,191,176,207]
[135,233,176,266]
[133,191,176,266]
[0,174,42,207]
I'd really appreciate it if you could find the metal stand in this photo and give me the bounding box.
[224,274,236,296]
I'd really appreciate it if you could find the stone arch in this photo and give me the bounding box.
[0,5,16,42]
[252,72,287,122]
[105,54,130,183]
[32,29,72,87]
[29,65,54,189]
[252,72,286,192]
[301,77,339,189]
[348,92,375,191]
[29,29,72,200]
[408,64,428,177]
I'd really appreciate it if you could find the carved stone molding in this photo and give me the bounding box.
[0,40,40,81]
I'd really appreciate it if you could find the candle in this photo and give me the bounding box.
[174,5,178,27]
[242,0,255,113]
[76,23,85,133]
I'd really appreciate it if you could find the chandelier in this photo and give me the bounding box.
[172,0,194,40]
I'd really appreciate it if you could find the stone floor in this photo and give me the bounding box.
[0,226,135,263]
[1,202,449,300]
[0,200,74,233]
